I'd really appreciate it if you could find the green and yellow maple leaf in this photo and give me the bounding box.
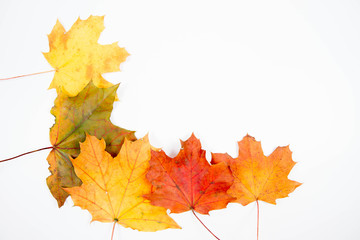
[47,82,136,207]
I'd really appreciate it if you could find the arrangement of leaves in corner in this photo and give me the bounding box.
[0,16,135,208]
[0,14,302,240]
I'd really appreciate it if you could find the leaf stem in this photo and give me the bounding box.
[256,200,260,240]
[192,210,220,240]
[111,221,117,240]
[0,69,55,81]
[0,147,53,163]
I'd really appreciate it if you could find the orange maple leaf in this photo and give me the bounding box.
[64,135,180,232]
[211,135,301,206]
[144,134,234,214]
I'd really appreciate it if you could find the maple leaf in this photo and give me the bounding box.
[47,82,136,207]
[211,135,301,205]
[64,135,180,231]
[144,134,234,215]
[43,15,129,97]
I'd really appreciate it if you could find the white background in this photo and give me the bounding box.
[0,0,359,239]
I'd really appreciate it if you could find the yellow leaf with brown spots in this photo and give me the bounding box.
[43,15,129,97]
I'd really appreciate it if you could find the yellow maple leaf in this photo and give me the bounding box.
[64,134,180,231]
[43,15,129,97]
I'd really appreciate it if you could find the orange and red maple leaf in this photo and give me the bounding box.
[144,134,235,215]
